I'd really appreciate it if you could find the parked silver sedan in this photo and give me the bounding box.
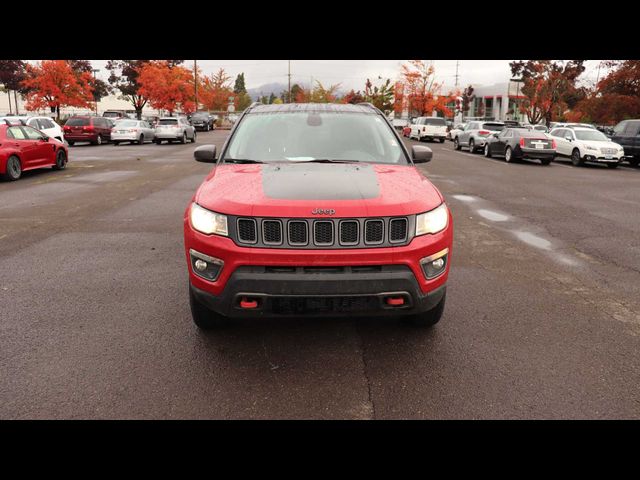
[111,120,156,145]
[154,117,197,144]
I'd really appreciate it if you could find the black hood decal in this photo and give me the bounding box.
[261,163,380,200]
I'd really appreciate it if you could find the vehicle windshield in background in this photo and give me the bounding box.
[192,113,208,119]
[104,112,120,117]
[116,120,138,128]
[575,130,609,141]
[66,118,90,127]
[424,118,446,126]
[159,119,178,125]
[223,112,407,164]
[483,123,505,131]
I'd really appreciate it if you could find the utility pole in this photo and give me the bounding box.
[92,68,100,115]
[595,60,602,87]
[194,60,198,112]
[288,60,291,103]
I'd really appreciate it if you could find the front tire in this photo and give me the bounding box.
[469,138,476,153]
[180,133,187,144]
[138,134,144,145]
[607,163,619,169]
[405,294,446,327]
[189,287,228,330]
[454,138,461,150]
[191,131,197,143]
[628,157,640,167]
[93,135,102,146]
[2,155,22,181]
[439,138,445,143]
[52,149,67,170]
[541,158,551,165]
[113,141,119,146]
[484,144,492,158]
[571,148,584,166]
[67,141,75,146]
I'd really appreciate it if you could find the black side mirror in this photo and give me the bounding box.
[194,144,217,163]
[493,133,499,138]
[411,145,432,164]
[40,136,49,142]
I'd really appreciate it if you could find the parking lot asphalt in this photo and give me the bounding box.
[1,131,640,419]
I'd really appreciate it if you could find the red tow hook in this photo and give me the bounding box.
[385,297,405,306]
[240,297,259,309]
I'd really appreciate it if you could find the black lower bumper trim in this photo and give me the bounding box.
[191,265,446,318]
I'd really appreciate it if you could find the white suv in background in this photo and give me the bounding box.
[549,127,625,168]
[0,115,64,142]
[409,116,447,143]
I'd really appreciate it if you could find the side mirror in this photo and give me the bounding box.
[411,145,432,164]
[565,136,573,142]
[194,144,217,163]
[492,133,499,138]
[40,136,49,142]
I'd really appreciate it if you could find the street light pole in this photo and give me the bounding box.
[92,69,100,115]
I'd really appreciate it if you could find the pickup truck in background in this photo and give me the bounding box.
[409,117,447,143]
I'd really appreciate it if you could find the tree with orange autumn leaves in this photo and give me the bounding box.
[21,60,95,120]
[137,61,196,115]
[397,60,456,117]
[198,68,237,111]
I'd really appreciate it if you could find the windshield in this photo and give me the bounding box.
[116,120,138,128]
[575,130,608,141]
[483,123,505,131]
[423,118,446,126]
[104,112,120,118]
[66,118,90,126]
[223,112,407,164]
[192,113,208,119]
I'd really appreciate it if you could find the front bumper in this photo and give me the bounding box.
[184,211,453,317]
[583,153,623,163]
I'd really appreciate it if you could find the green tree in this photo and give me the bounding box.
[234,73,247,95]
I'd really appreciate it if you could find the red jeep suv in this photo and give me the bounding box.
[184,103,453,329]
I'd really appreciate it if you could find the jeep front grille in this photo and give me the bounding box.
[230,216,415,249]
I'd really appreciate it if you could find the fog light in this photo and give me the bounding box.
[420,248,449,280]
[189,249,223,281]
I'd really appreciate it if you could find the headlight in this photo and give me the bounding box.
[585,144,598,151]
[416,203,449,236]
[190,203,228,236]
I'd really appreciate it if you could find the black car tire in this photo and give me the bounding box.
[181,133,187,144]
[628,157,639,167]
[571,148,584,166]
[67,141,75,146]
[439,138,445,143]
[94,135,102,146]
[113,141,119,146]
[191,131,197,143]
[454,138,461,150]
[154,139,161,145]
[484,144,492,158]
[505,146,514,163]
[190,287,228,330]
[541,158,551,166]
[138,134,144,145]
[405,294,446,327]
[607,163,619,169]
[52,149,67,170]
[469,139,476,153]
[2,155,22,181]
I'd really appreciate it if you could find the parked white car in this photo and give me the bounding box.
[154,116,196,144]
[111,119,156,145]
[448,123,466,141]
[0,115,64,142]
[549,127,625,168]
[409,116,447,143]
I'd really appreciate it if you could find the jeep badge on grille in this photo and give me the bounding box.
[312,208,336,215]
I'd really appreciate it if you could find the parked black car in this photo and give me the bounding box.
[610,119,640,167]
[483,127,556,165]
[190,112,215,131]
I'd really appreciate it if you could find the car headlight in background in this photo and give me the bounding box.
[585,144,598,151]
[416,203,449,236]
[190,203,228,236]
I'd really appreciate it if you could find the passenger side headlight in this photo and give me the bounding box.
[416,203,449,236]
[190,203,228,236]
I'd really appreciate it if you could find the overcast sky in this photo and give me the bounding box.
[89,60,608,93]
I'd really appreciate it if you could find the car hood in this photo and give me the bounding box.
[194,162,444,217]
[580,140,623,149]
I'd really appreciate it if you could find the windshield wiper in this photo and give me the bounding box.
[223,159,264,164]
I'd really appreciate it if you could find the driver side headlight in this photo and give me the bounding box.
[416,203,449,236]
[190,203,228,236]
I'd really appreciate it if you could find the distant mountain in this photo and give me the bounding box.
[247,81,347,100]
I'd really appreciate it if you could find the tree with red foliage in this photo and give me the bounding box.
[398,60,455,117]
[199,68,236,111]
[509,60,585,125]
[137,61,195,116]
[21,60,94,120]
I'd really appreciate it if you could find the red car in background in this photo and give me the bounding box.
[63,116,112,146]
[402,125,411,137]
[0,121,68,181]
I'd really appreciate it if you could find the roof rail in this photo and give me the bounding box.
[356,102,376,109]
